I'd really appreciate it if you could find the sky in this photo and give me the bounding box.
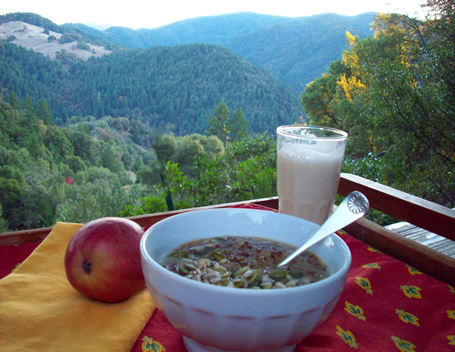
[2,0,427,30]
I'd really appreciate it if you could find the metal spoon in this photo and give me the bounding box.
[277,191,370,267]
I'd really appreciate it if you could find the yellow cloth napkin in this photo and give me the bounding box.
[0,222,156,352]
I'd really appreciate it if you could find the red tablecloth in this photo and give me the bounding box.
[1,205,454,352]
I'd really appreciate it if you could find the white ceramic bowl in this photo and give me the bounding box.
[140,208,351,352]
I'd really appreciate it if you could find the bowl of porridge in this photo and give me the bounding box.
[140,208,351,352]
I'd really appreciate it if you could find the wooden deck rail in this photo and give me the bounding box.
[1,173,454,285]
[337,173,455,286]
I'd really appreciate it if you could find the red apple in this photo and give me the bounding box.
[64,217,145,303]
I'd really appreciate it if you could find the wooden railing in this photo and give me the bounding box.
[337,173,455,286]
[1,173,454,285]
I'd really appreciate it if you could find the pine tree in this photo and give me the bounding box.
[36,99,54,126]
[229,108,248,140]
[208,101,230,142]
[8,92,21,110]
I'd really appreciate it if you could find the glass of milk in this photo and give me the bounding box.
[277,125,348,225]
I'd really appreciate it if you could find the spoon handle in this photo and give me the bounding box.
[277,191,369,267]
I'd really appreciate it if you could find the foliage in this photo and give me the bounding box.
[58,33,81,44]
[0,96,154,231]
[55,49,79,66]
[0,205,9,232]
[124,133,277,215]
[153,134,176,164]
[57,179,143,223]
[77,40,91,51]
[120,195,167,217]
[300,6,455,207]
[208,101,249,142]
[0,93,280,232]
[208,101,230,141]
[68,44,300,135]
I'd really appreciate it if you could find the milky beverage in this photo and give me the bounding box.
[277,141,346,225]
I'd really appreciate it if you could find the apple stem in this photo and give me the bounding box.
[82,260,92,275]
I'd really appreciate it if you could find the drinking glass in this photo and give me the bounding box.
[277,125,348,225]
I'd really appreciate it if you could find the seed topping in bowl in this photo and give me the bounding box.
[159,236,329,289]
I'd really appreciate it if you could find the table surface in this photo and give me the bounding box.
[1,206,454,351]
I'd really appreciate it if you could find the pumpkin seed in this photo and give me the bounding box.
[212,251,226,261]
[178,250,189,258]
[233,277,244,288]
[178,265,189,274]
[243,269,254,278]
[247,269,258,284]
[233,266,250,277]
[260,282,273,289]
[212,265,227,273]
[168,251,181,259]
[269,270,288,280]
[289,269,304,279]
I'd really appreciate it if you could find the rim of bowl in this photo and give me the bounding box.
[140,208,352,297]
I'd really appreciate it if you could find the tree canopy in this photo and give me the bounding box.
[0,96,277,232]
[301,2,455,207]
[0,42,301,135]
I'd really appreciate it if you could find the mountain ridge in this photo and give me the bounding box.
[63,11,376,92]
[1,11,375,93]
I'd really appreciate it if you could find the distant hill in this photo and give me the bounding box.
[65,12,376,93]
[0,21,111,60]
[0,13,120,50]
[223,13,376,93]
[63,12,292,48]
[1,12,375,93]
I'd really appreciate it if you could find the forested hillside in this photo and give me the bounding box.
[0,41,301,135]
[68,44,301,135]
[223,13,375,93]
[65,12,375,93]
[1,11,375,93]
